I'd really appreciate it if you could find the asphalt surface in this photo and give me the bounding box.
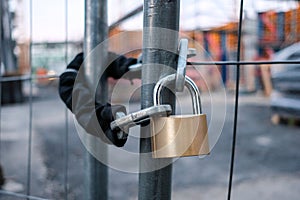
[0,84,299,200]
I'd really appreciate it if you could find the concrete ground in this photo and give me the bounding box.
[0,84,299,200]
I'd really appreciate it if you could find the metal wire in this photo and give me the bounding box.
[0,74,59,82]
[64,95,69,200]
[188,60,300,65]
[227,0,244,199]
[26,0,33,197]
[64,0,69,199]
[0,190,49,200]
[109,4,143,30]
[1,58,300,84]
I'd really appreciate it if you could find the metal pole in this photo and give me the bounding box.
[84,0,108,200]
[139,1,180,200]
[26,0,34,197]
[64,0,69,199]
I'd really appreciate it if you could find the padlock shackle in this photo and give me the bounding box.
[153,74,202,114]
[185,76,202,114]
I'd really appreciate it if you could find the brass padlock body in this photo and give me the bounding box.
[150,74,210,158]
[151,114,209,158]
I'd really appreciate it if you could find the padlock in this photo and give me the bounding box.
[150,74,209,158]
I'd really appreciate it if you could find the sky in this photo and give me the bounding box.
[17,0,299,42]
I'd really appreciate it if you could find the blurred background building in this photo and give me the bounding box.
[2,0,300,98]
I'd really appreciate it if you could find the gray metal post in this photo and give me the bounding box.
[84,0,108,200]
[139,0,180,199]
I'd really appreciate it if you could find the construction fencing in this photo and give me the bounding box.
[0,0,300,200]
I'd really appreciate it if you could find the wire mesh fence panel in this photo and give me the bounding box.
[0,0,300,200]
